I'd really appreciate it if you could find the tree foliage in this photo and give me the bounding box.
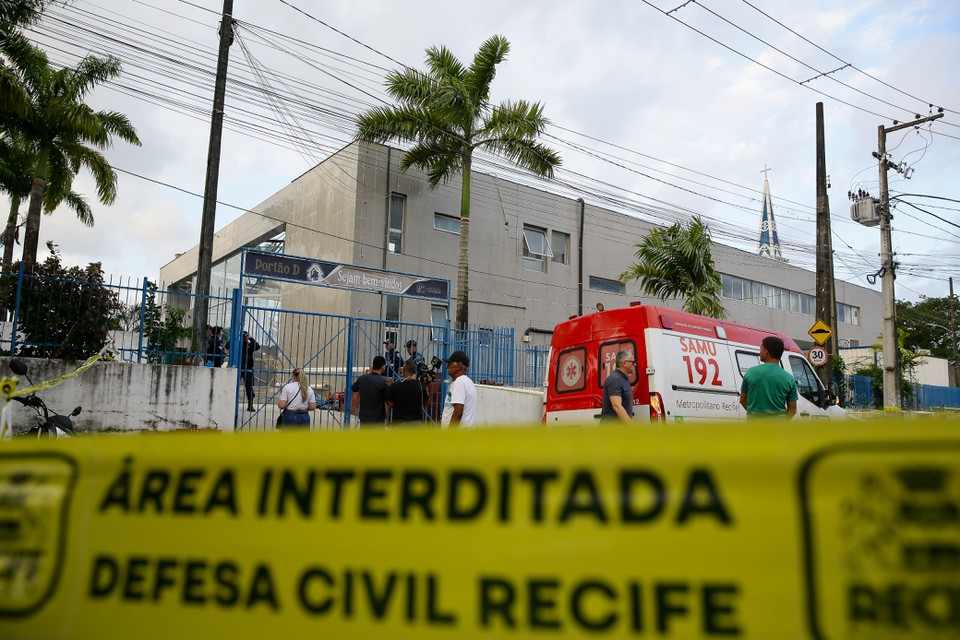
[355,35,560,327]
[897,295,957,360]
[138,280,190,364]
[619,215,726,318]
[0,242,121,359]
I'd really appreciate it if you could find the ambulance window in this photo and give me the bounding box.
[735,351,760,375]
[788,355,820,402]
[598,341,638,387]
[555,347,586,394]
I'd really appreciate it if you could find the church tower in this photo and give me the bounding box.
[757,165,784,260]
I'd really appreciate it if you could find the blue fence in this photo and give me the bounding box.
[516,344,550,389]
[846,374,875,408]
[914,383,960,411]
[845,374,960,410]
[0,265,236,363]
[0,268,543,391]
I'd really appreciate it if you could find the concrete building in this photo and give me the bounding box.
[160,141,882,349]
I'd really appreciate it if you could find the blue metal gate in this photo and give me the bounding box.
[233,306,454,432]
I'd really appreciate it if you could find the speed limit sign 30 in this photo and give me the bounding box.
[808,346,828,367]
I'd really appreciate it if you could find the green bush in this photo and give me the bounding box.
[0,243,121,359]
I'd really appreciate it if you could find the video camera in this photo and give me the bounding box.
[417,356,443,385]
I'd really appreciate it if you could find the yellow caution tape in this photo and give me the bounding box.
[0,344,116,439]
[0,419,957,639]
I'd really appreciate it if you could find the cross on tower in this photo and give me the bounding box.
[761,164,772,179]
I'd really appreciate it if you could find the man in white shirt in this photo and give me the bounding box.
[440,350,477,428]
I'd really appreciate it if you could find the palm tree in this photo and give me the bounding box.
[0,0,56,27]
[0,0,56,119]
[620,215,726,319]
[15,48,139,269]
[0,132,93,269]
[355,35,560,327]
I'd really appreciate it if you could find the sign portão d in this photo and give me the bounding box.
[243,251,449,301]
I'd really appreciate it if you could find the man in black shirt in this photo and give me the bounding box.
[351,355,389,427]
[600,350,636,423]
[225,330,261,411]
[388,361,429,425]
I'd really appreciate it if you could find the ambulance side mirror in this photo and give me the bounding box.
[828,381,840,405]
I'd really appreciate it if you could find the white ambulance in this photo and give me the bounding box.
[545,303,837,423]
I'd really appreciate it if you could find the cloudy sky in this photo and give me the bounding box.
[20,0,960,301]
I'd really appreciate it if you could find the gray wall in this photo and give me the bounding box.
[159,141,883,350]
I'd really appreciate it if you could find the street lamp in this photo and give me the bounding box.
[925,323,958,356]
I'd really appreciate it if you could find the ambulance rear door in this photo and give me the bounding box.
[647,329,743,421]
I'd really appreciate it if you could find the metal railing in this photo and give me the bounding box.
[0,266,233,363]
[0,268,535,387]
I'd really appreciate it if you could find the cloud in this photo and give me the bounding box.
[14,0,959,304]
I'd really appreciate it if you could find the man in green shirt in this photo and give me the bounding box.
[739,337,798,419]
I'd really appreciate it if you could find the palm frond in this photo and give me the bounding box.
[58,190,93,226]
[480,100,549,140]
[94,110,140,146]
[356,105,461,147]
[399,143,460,187]
[481,137,560,177]
[63,143,116,204]
[425,45,467,84]
[0,0,50,28]
[465,35,509,107]
[620,217,725,319]
[385,68,443,106]
[68,55,122,99]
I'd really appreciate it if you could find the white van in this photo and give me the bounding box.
[545,303,837,423]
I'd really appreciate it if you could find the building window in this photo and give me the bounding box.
[551,231,569,264]
[589,276,624,295]
[388,193,405,253]
[721,273,817,316]
[434,212,460,234]
[385,294,401,322]
[430,305,447,340]
[837,302,860,325]
[721,274,744,301]
[522,225,553,272]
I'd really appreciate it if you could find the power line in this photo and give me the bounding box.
[736,0,960,117]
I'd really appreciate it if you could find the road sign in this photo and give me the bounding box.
[808,320,833,345]
[808,346,828,367]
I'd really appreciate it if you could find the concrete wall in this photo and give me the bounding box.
[475,384,544,427]
[839,347,952,387]
[1,358,236,433]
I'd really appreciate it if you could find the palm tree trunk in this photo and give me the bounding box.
[21,146,48,272]
[455,153,472,329]
[2,194,20,269]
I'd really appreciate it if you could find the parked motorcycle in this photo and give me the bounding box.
[9,359,82,438]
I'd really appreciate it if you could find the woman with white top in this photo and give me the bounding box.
[277,368,316,428]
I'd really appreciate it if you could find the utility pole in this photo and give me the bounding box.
[193,0,235,351]
[951,277,958,386]
[814,102,837,391]
[876,111,943,409]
